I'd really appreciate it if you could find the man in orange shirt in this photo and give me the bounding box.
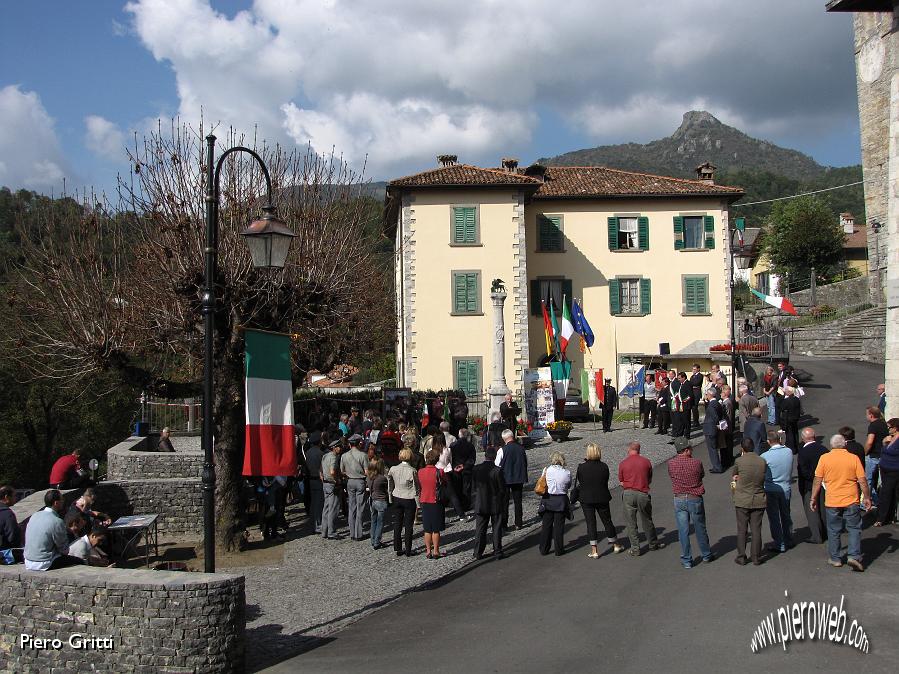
[810,434,872,571]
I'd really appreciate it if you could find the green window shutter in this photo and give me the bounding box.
[607,216,619,251]
[638,216,649,250]
[465,273,478,312]
[704,215,715,249]
[609,279,621,315]
[539,215,562,251]
[452,207,476,243]
[530,280,541,316]
[562,279,573,304]
[456,360,480,397]
[695,277,708,313]
[639,278,651,314]
[684,278,697,314]
[453,273,466,313]
[673,216,685,250]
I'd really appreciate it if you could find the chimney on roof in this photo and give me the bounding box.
[524,162,547,182]
[437,154,458,167]
[840,212,855,234]
[696,161,716,185]
[501,157,519,173]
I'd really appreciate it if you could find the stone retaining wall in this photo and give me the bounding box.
[107,436,203,481]
[94,479,203,539]
[0,565,244,673]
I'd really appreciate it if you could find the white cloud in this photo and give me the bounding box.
[0,85,70,191]
[125,0,857,177]
[85,115,126,161]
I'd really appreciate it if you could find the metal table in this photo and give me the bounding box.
[107,514,159,567]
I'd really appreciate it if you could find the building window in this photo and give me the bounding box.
[609,277,651,315]
[451,206,478,244]
[756,272,770,296]
[683,275,709,314]
[453,357,482,397]
[674,215,715,250]
[530,278,572,316]
[608,215,649,250]
[452,271,481,314]
[537,214,564,252]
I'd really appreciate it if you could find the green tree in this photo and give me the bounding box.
[760,196,845,285]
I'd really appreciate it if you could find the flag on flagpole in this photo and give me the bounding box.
[243,329,296,476]
[571,299,594,347]
[620,365,645,397]
[750,288,797,315]
[548,299,562,357]
[541,300,554,357]
[559,296,575,355]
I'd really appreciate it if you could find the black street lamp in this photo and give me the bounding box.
[729,219,752,448]
[202,134,296,573]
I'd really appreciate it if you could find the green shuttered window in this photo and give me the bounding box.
[673,216,685,250]
[703,215,715,249]
[452,206,477,244]
[608,216,649,250]
[609,277,651,315]
[683,276,709,314]
[538,215,563,251]
[454,358,481,397]
[453,271,480,314]
[674,215,715,250]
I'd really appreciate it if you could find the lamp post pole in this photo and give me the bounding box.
[202,133,286,573]
[729,224,740,452]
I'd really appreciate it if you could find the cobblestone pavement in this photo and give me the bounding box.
[239,419,690,671]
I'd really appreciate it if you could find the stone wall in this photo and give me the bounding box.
[737,275,871,324]
[107,436,203,481]
[0,565,244,673]
[93,479,203,539]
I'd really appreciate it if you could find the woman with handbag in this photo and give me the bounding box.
[388,448,421,556]
[418,448,447,559]
[575,443,624,558]
[538,451,572,556]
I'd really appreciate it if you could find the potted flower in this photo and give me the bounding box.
[469,416,487,435]
[545,420,573,442]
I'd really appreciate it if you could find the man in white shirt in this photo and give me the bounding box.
[69,523,111,566]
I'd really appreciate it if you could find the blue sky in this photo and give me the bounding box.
[1,1,861,196]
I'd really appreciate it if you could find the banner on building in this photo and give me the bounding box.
[523,367,554,429]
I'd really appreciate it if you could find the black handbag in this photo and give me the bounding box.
[569,473,580,505]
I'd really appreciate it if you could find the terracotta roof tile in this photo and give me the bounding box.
[387,163,744,199]
[843,224,868,249]
[388,164,539,188]
[535,166,744,199]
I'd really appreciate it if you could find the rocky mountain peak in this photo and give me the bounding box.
[673,110,724,138]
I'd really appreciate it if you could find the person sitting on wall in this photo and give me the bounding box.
[49,448,93,489]
[24,490,84,570]
[68,488,112,531]
[0,486,21,564]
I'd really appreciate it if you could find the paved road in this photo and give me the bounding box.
[266,358,897,673]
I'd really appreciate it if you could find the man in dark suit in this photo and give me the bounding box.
[675,372,693,438]
[499,430,528,530]
[774,361,792,421]
[689,364,704,428]
[702,391,724,473]
[732,438,767,565]
[743,407,768,455]
[656,377,672,435]
[451,429,477,511]
[779,386,802,453]
[797,427,827,544]
[600,378,618,433]
[472,446,505,559]
[499,394,521,433]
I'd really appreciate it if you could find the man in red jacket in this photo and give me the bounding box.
[49,448,91,489]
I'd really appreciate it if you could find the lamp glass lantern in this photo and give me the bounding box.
[241,207,297,269]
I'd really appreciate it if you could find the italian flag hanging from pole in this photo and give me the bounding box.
[559,296,575,355]
[243,329,296,476]
[750,288,797,316]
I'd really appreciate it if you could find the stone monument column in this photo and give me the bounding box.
[488,285,511,419]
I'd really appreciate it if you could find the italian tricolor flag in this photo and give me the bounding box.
[559,297,575,354]
[243,329,296,476]
[750,288,797,315]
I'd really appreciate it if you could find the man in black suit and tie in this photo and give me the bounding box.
[600,378,618,433]
[797,427,827,544]
[702,391,724,473]
[779,386,802,453]
[675,372,693,438]
[499,394,521,433]
[774,361,792,422]
[472,446,506,559]
[743,406,768,455]
[689,364,704,429]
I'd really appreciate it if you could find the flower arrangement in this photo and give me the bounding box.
[709,343,770,353]
[516,419,534,436]
[545,420,573,432]
[469,416,487,434]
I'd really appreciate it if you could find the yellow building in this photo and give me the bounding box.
[387,158,744,395]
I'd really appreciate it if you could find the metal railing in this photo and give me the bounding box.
[785,302,875,329]
[733,329,789,359]
[140,396,202,433]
